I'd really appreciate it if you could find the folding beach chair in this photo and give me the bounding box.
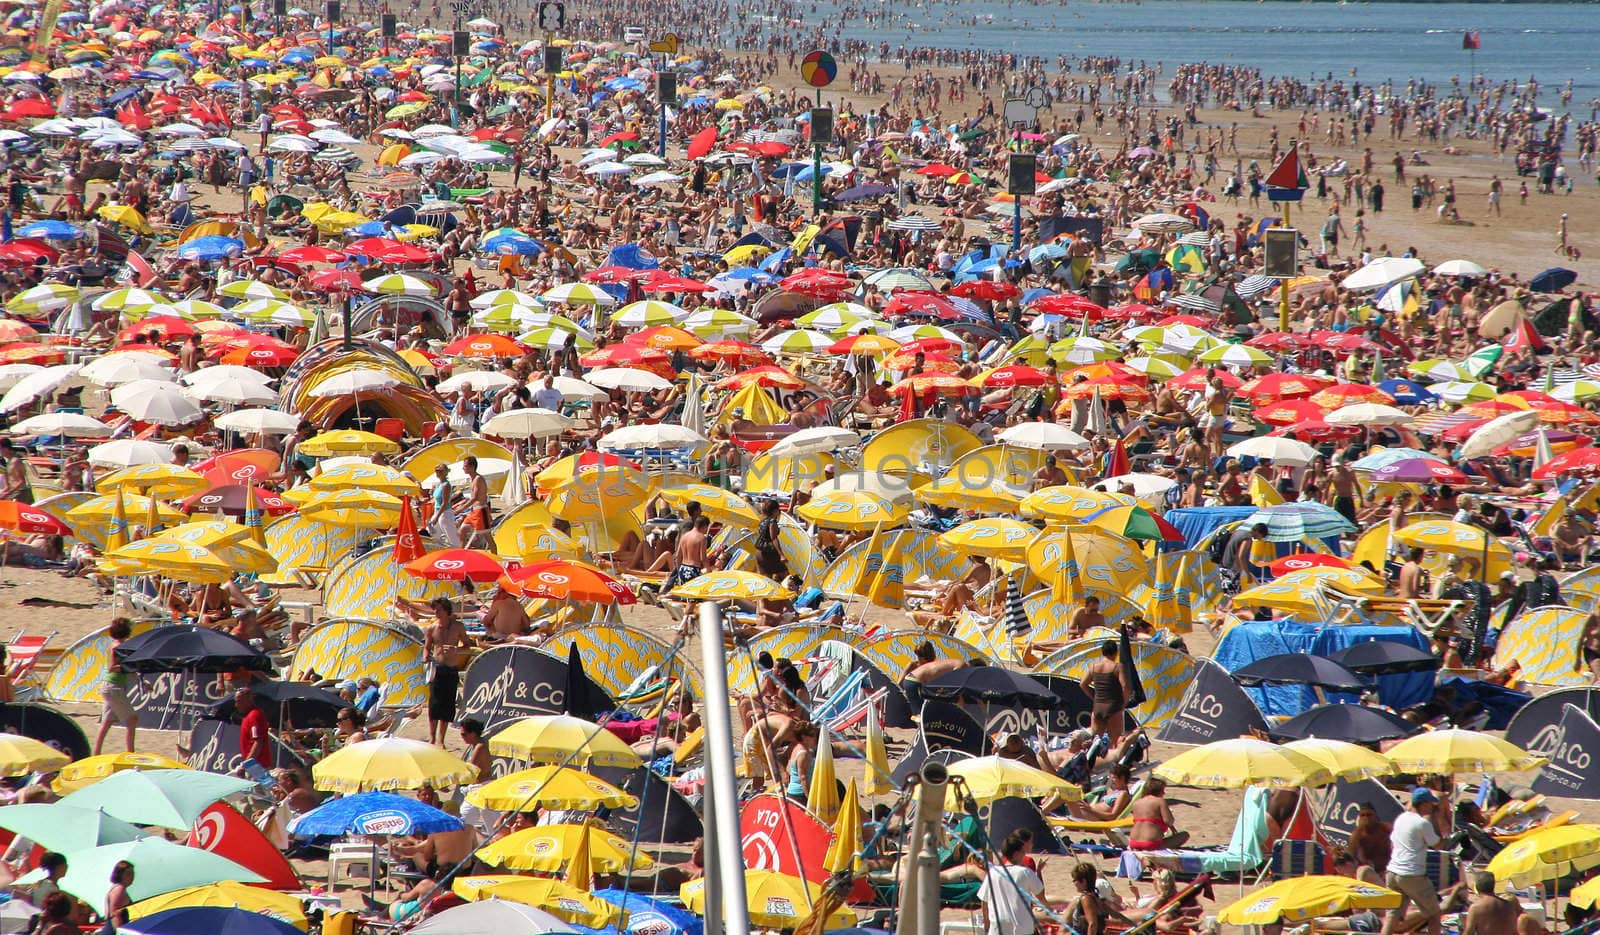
[7,631,56,687]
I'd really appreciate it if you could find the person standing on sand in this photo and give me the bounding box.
[1381,788,1444,935]
[94,618,137,756]
[1322,206,1345,256]
[1488,175,1503,217]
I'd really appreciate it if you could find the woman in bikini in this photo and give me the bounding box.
[1127,779,1187,850]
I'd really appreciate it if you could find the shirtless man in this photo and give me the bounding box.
[1331,457,1363,525]
[1398,547,1429,599]
[671,515,711,588]
[1031,455,1069,492]
[903,646,968,707]
[480,585,532,642]
[1068,596,1105,640]
[392,783,477,873]
[456,456,491,547]
[422,598,471,746]
[1463,872,1520,935]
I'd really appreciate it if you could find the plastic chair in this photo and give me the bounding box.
[373,418,405,443]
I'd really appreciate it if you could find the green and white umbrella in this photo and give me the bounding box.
[469,288,544,310]
[1197,344,1274,368]
[474,304,546,332]
[1553,380,1600,404]
[1048,335,1117,364]
[681,308,756,337]
[613,300,688,328]
[17,837,263,906]
[540,282,619,307]
[236,299,315,327]
[1124,355,1184,378]
[162,299,227,320]
[1428,380,1498,403]
[218,280,289,302]
[519,327,596,351]
[91,287,170,311]
[864,267,936,292]
[796,302,873,334]
[761,329,833,355]
[6,283,81,314]
[364,273,437,297]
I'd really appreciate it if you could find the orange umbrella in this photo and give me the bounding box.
[1067,360,1148,383]
[0,343,63,364]
[714,365,805,390]
[392,495,424,564]
[506,559,637,604]
[1256,399,1329,427]
[689,339,770,366]
[443,334,529,358]
[1310,383,1395,408]
[0,500,70,536]
[889,372,974,396]
[1064,375,1151,401]
[625,326,701,351]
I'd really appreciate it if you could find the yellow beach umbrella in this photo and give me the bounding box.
[298,429,401,457]
[944,755,1082,804]
[546,466,650,523]
[915,475,1027,513]
[311,738,478,793]
[1020,485,1135,522]
[1234,567,1384,613]
[295,489,403,528]
[149,521,254,550]
[452,876,623,928]
[681,870,855,929]
[1392,519,1514,568]
[53,751,190,793]
[463,765,637,811]
[97,204,152,234]
[806,724,839,823]
[1383,729,1546,774]
[1153,737,1333,789]
[1218,876,1401,926]
[485,714,644,768]
[128,882,308,928]
[939,517,1037,560]
[1025,528,1150,595]
[474,823,652,873]
[99,539,231,582]
[66,494,186,528]
[1485,824,1600,887]
[310,463,422,497]
[671,569,794,602]
[657,483,759,525]
[796,490,908,531]
[94,463,209,497]
[824,779,862,874]
[1281,739,1396,782]
[864,705,892,796]
[0,733,70,776]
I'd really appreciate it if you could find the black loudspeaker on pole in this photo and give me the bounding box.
[452,29,470,55]
[1007,153,1037,196]
[656,71,677,105]
[380,12,396,36]
[1262,228,1299,278]
[809,107,834,145]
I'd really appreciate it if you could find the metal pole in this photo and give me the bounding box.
[811,88,822,216]
[1278,198,1291,332]
[658,52,668,160]
[893,762,948,935]
[1013,196,1022,256]
[452,6,461,129]
[698,604,751,935]
[545,33,555,121]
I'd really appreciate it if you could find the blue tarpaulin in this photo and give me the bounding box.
[1164,506,1257,552]
[1213,621,1435,716]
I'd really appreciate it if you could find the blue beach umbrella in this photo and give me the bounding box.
[1377,379,1435,405]
[593,890,703,935]
[17,220,82,240]
[177,236,244,261]
[127,907,302,935]
[288,791,463,837]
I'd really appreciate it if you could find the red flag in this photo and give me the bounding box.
[116,99,150,130]
[896,386,916,423]
[1463,30,1481,50]
[392,495,424,564]
[687,126,717,161]
[1503,318,1546,352]
[1107,438,1131,478]
[187,802,301,890]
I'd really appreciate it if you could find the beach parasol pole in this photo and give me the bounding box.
[697,602,750,935]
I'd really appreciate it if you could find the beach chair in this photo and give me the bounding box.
[1126,786,1271,879]
[1268,837,1327,880]
[7,632,56,688]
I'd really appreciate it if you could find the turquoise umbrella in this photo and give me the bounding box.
[16,838,263,906]
[58,769,255,830]
[0,804,147,852]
